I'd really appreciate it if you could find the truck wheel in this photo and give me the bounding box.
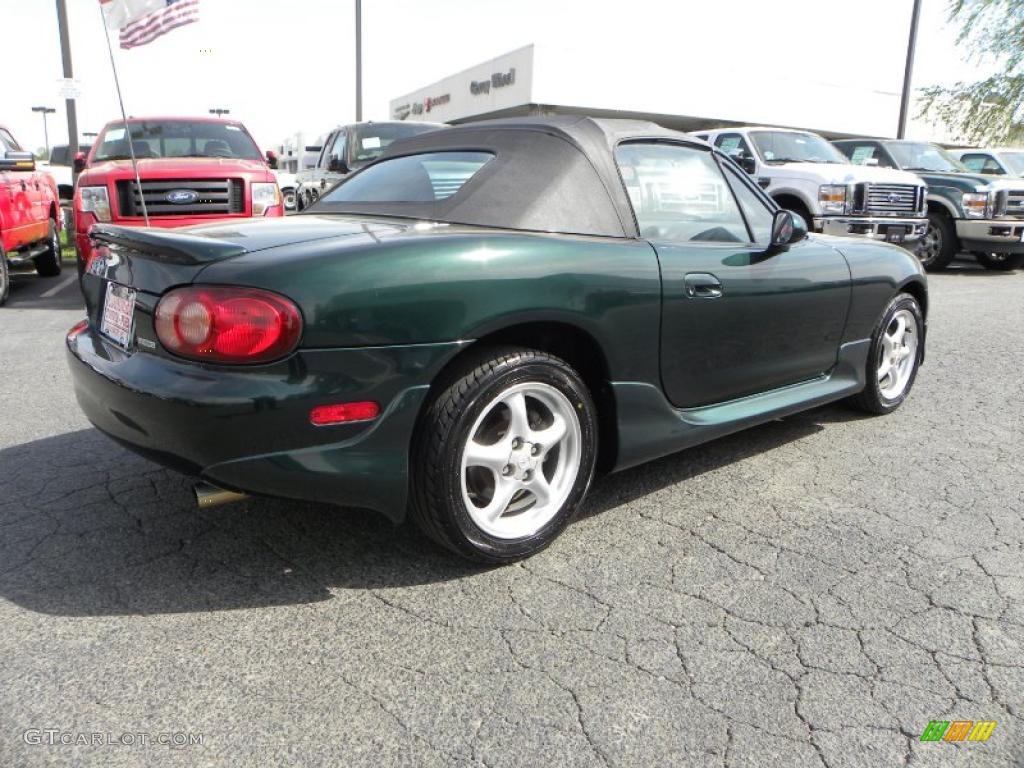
[916,212,957,271]
[848,292,924,415]
[34,219,63,278]
[0,245,9,306]
[281,187,297,211]
[974,251,1024,271]
[410,347,598,563]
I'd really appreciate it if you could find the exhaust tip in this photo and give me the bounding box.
[194,482,249,509]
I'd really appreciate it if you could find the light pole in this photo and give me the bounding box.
[209,108,230,117]
[355,0,362,122]
[55,0,79,183]
[32,106,57,156]
[897,0,923,139]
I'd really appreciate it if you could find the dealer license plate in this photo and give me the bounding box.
[100,282,136,349]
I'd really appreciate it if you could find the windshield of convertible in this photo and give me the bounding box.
[92,120,263,162]
[750,131,847,164]
[320,151,494,203]
[884,142,965,173]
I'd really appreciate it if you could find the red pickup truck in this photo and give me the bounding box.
[0,125,63,305]
[74,116,284,274]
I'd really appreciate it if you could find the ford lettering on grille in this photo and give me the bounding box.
[165,189,200,205]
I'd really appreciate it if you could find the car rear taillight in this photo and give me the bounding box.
[154,286,302,364]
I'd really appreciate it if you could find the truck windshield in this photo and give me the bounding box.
[884,142,965,173]
[93,121,263,162]
[999,151,1024,175]
[749,131,847,164]
[349,123,444,168]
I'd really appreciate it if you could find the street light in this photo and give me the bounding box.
[31,106,57,156]
[897,0,923,139]
[209,108,230,117]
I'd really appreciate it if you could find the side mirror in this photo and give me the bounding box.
[73,151,87,173]
[771,209,808,248]
[728,149,756,175]
[265,150,278,169]
[0,149,36,171]
[327,156,349,174]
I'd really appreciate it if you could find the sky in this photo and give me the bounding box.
[0,0,997,154]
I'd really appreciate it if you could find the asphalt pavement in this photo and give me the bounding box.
[0,258,1022,767]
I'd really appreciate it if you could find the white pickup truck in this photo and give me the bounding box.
[693,127,927,245]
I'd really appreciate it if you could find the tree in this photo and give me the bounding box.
[918,0,1024,144]
[35,147,48,160]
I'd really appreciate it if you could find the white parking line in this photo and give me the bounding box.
[40,275,77,299]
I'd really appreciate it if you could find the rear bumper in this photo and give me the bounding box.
[956,219,1024,254]
[66,325,464,521]
[816,216,927,242]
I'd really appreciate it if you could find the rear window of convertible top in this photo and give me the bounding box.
[320,151,494,203]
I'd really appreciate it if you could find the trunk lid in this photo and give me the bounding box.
[82,215,407,341]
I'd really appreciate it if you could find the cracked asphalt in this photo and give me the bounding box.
[1,261,1022,768]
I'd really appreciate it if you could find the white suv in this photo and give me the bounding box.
[693,127,927,244]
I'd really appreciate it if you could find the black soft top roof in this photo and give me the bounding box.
[310,116,707,239]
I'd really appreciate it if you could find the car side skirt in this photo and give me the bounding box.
[611,339,871,472]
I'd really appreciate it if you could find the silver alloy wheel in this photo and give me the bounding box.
[460,381,582,539]
[877,308,919,400]
[916,222,941,265]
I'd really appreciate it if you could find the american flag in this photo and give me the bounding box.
[100,0,200,49]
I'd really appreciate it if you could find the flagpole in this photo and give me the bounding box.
[98,2,150,226]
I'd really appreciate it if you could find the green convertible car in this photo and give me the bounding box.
[68,117,928,562]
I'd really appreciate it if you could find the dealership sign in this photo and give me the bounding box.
[394,93,452,121]
[390,45,534,123]
[470,69,516,96]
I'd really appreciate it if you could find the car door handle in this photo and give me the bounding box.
[684,273,723,299]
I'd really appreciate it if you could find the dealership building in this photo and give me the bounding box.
[389,39,948,142]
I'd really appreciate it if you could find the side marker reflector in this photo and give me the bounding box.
[309,401,381,426]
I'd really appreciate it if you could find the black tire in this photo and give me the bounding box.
[34,218,62,278]
[915,211,957,271]
[410,347,598,563]
[282,187,297,212]
[0,245,9,306]
[974,251,1024,271]
[848,292,925,415]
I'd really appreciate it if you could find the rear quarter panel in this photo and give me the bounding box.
[195,230,664,383]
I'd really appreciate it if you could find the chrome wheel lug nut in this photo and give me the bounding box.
[502,464,513,476]
[511,438,521,449]
[531,444,541,456]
